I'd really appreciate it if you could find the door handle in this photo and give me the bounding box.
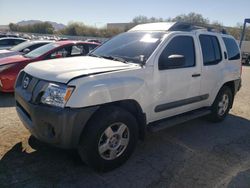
[192,74,201,77]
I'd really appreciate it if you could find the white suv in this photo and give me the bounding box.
[15,22,241,171]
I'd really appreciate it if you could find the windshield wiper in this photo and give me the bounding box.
[101,55,128,64]
[89,53,128,64]
[88,53,103,59]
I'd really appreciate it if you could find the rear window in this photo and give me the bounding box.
[222,37,240,60]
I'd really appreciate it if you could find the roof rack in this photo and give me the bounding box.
[168,22,205,31]
[129,22,227,34]
[170,22,228,34]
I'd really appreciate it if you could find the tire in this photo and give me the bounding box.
[209,86,233,122]
[78,106,138,172]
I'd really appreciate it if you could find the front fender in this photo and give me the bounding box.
[66,76,145,108]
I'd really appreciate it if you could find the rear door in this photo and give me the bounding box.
[198,33,225,106]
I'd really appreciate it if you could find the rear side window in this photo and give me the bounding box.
[222,37,240,60]
[199,35,222,65]
[159,36,195,69]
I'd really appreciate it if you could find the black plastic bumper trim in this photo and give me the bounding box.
[155,94,209,112]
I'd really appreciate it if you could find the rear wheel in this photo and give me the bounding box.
[209,86,233,122]
[78,106,138,172]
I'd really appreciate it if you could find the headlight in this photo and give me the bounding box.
[0,64,15,72]
[41,83,74,108]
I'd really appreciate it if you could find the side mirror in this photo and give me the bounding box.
[167,54,185,66]
[23,48,30,54]
[159,54,185,69]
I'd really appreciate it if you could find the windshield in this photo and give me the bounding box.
[90,32,164,64]
[10,41,32,52]
[24,43,59,58]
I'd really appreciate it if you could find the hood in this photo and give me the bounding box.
[25,56,140,83]
[0,55,30,66]
[0,50,22,59]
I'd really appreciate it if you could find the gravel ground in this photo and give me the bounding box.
[0,66,250,188]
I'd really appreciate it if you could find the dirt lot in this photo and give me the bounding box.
[0,66,250,188]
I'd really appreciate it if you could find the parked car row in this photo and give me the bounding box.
[0,32,105,43]
[0,40,100,92]
[0,33,20,38]
[0,40,53,58]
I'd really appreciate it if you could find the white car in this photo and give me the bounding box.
[0,40,53,59]
[15,22,241,171]
[0,37,26,50]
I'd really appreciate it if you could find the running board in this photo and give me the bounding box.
[148,108,211,132]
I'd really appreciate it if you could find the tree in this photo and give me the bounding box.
[130,13,250,41]
[57,22,122,38]
[132,15,166,24]
[9,23,19,31]
[9,22,54,34]
[170,12,209,26]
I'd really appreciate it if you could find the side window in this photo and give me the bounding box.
[222,37,240,60]
[14,39,25,45]
[199,35,222,65]
[159,36,195,70]
[71,45,87,56]
[89,44,99,52]
[49,47,71,59]
[0,39,10,46]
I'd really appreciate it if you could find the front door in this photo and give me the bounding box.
[152,34,203,122]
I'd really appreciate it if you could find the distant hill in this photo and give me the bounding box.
[17,20,66,31]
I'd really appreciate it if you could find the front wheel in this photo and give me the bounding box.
[209,86,233,122]
[78,106,138,172]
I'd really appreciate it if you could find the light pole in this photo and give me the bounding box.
[239,18,250,49]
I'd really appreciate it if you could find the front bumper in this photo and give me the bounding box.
[15,72,99,149]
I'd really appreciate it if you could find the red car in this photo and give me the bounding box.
[0,40,99,92]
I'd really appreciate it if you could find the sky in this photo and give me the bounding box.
[0,0,249,27]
